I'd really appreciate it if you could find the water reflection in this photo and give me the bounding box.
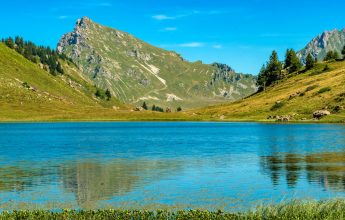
[60,159,182,208]
[261,151,345,191]
[0,166,44,192]
[0,159,183,208]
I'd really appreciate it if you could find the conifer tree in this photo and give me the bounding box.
[105,89,111,100]
[305,53,315,70]
[142,102,148,110]
[284,49,301,73]
[324,51,339,61]
[266,50,282,84]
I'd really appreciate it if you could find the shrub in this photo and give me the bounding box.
[305,85,318,92]
[317,87,331,94]
[95,88,111,101]
[22,82,30,89]
[271,101,285,111]
[323,65,331,72]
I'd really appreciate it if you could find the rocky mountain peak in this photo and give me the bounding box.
[56,17,257,108]
[297,27,345,63]
[76,16,92,28]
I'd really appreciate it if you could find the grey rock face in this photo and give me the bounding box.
[297,28,345,63]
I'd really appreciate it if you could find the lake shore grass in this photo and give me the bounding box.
[2,200,345,219]
[0,107,344,123]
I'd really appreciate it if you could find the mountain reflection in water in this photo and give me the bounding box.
[59,159,182,208]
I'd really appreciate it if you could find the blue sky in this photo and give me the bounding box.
[1,0,345,74]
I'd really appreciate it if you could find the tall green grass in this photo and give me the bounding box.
[2,200,345,220]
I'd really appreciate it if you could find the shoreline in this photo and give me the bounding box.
[0,117,344,124]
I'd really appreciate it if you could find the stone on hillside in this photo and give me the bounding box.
[313,110,331,119]
[165,107,172,113]
[134,106,144,111]
[267,115,295,122]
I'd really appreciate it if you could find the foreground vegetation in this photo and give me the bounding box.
[2,200,345,219]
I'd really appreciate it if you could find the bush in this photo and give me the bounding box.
[317,87,331,94]
[305,85,318,92]
[271,101,285,111]
[323,65,331,72]
[95,88,111,101]
[22,82,30,89]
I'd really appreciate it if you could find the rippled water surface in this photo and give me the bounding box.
[0,122,345,210]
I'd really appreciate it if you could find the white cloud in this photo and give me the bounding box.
[162,27,177,31]
[152,14,175,20]
[152,10,226,21]
[160,42,206,48]
[177,42,205,48]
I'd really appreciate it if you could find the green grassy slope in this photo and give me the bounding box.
[2,41,345,123]
[192,61,345,122]
[0,43,126,121]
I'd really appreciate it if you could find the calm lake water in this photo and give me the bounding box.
[0,122,345,210]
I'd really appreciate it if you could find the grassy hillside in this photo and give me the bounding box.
[58,17,257,109]
[2,41,345,123]
[192,61,345,123]
[0,43,128,121]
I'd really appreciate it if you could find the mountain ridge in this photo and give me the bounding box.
[57,16,257,109]
[297,28,345,63]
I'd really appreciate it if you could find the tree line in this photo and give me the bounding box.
[1,36,66,75]
[142,102,182,112]
[257,46,345,91]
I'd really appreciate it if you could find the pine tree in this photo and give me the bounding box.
[284,49,293,68]
[105,89,111,100]
[176,106,182,112]
[4,37,14,49]
[284,49,301,73]
[266,50,282,84]
[342,46,345,60]
[257,64,268,91]
[142,102,148,110]
[95,89,102,98]
[151,105,156,111]
[56,62,64,74]
[324,51,339,61]
[305,53,315,70]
